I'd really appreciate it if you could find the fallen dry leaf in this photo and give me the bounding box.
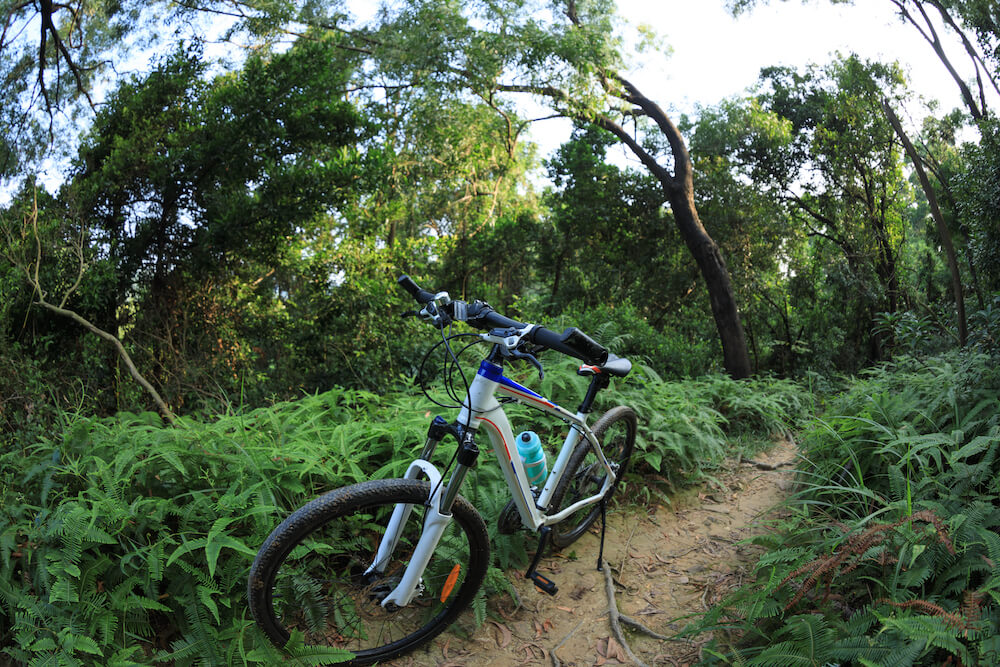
[596,636,628,664]
[489,620,512,649]
[522,642,548,661]
[533,618,554,638]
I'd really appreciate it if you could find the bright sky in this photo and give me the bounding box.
[613,0,986,119]
[511,0,992,167]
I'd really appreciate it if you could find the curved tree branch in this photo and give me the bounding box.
[925,0,1000,106]
[882,98,967,345]
[890,0,985,120]
[611,74,692,187]
[17,192,176,424]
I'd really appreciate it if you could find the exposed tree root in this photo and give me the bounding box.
[738,455,796,471]
[601,558,653,667]
[549,619,584,667]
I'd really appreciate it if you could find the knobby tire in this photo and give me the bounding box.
[248,478,490,665]
[548,405,638,549]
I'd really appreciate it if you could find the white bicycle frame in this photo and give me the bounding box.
[367,358,617,608]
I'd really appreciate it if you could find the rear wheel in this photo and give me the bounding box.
[548,406,637,549]
[248,478,490,665]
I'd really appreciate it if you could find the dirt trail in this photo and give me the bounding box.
[391,438,798,667]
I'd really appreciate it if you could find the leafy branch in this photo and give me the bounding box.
[3,191,176,423]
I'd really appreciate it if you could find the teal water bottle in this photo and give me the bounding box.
[516,430,547,486]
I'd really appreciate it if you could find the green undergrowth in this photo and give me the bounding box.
[691,349,1000,666]
[0,363,806,665]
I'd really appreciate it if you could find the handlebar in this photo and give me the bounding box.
[397,275,437,305]
[397,274,609,366]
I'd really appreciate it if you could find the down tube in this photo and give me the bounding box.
[475,408,544,531]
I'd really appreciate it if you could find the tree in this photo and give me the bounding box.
[1,183,178,420]
[956,119,1000,293]
[350,0,752,377]
[0,0,352,180]
[885,0,998,121]
[1,0,159,176]
[882,99,968,345]
[696,57,915,365]
[4,0,755,377]
[542,125,678,313]
[685,99,803,372]
[0,38,375,411]
[727,0,998,122]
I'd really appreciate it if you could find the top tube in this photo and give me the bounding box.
[477,361,555,408]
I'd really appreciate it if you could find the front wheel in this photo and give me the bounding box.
[248,478,490,665]
[548,406,637,549]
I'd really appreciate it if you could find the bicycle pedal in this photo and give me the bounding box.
[528,571,558,596]
[497,499,523,535]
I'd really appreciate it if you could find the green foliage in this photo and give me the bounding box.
[969,292,1000,352]
[0,387,436,664]
[0,352,806,663]
[689,55,914,374]
[551,301,718,379]
[540,126,680,317]
[692,349,1000,665]
[957,119,1000,294]
[611,369,808,487]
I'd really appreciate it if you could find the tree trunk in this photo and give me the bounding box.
[883,99,968,345]
[667,184,753,379]
[891,0,986,121]
[594,76,752,379]
[493,68,753,377]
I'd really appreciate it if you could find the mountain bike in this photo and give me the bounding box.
[247,276,638,665]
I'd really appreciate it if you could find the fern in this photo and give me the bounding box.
[687,350,1000,664]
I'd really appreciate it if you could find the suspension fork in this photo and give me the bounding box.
[367,422,480,608]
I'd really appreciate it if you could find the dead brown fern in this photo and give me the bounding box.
[778,510,956,611]
[874,598,967,630]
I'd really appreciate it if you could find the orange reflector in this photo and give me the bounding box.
[440,564,462,602]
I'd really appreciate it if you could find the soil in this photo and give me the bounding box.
[388,437,799,667]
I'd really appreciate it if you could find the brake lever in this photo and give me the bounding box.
[509,349,544,381]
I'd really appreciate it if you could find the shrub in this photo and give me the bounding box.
[693,349,1000,666]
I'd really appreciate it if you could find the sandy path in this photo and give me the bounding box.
[388,438,798,667]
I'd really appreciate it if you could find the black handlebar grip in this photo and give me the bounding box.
[479,308,525,331]
[560,327,609,366]
[397,275,436,305]
[528,326,587,362]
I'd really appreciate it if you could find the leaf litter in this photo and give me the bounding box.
[389,437,798,666]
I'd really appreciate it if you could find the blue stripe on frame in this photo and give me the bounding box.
[477,361,545,399]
